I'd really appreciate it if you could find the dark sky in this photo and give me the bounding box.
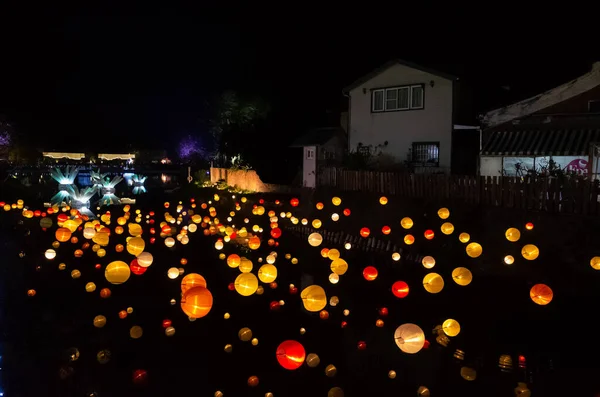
[0,12,598,152]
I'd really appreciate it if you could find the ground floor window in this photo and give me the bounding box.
[412,142,439,166]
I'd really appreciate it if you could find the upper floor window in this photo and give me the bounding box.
[372,85,424,112]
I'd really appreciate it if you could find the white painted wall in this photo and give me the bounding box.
[348,63,453,170]
[303,146,316,188]
[480,156,502,177]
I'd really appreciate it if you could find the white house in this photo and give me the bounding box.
[343,59,461,173]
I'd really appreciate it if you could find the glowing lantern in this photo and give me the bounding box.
[442,319,461,336]
[128,223,143,237]
[466,242,482,258]
[505,227,521,242]
[258,264,278,283]
[327,249,340,260]
[424,229,434,240]
[130,260,146,275]
[504,255,515,265]
[45,249,57,260]
[437,207,450,219]
[400,217,413,229]
[85,282,97,292]
[93,315,107,328]
[458,232,470,243]
[590,256,600,270]
[423,273,444,293]
[391,280,409,298]
[130,326,143,339]
[181,273,207,293]
[235,273,259,296]
[329,273,339,284]
[27,289,36,297]
[451,267,472,286]
[83,227,96,239]
[55,227,72,242]
[394,323,425,354]
[461,367,477,381]
[525,222,534,230]
[330,258,348,275]
[105,261,131,284]
[359,227,370,238]
[332,197,341,206]
[440,222,454,235]
[239,327,253,341]
[379,196,388,205]
[530,283,553,305]
[392,252,401,261]
[308,232,323,247]
[167,267,179,279]
[301,285,327,312]
[248,236,261,250]
[306,353,320,367]
[331,213,339,221]
[521,244,539,260]
[325,364,337,377]
[126,237,145,256]
[165,237,175,247]
[239,257,253,273]
[137,252,153,267]
[290,198,299,207]
[422,256,435,269]
[227,254,241,268]
[312,219,322,229]
[388,370,396,379]
[403,234,415,245]
[276,340,306,370]
[181,286,213,318]
[362,266,378,281]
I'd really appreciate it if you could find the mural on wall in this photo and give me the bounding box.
[502,156,589,176]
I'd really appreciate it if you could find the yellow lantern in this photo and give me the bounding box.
[442,319,461,336]
[165,237,175,247]
[460,367,477,381]
[308,232,323,247]
[235,273,259,296]
[93,315,107,328]
[301,285,327,312]
[239,257,253,273]
[331,197,342,206]
[238,327,253,341]
[394,323,425,354]
[521,244,539,260]
[248,236,261,250]
[423,273,444,293]
[312,219,322,229]
[306,353,320,367]
[92,231,109,246]
[458,232,470,243]
[327,249,340,260]
[440,222,454,235]
[85,282,97,292]
[325,364,337,377]
[400,217,413,229]
[437,207,450,219]
[105,261,131,284]
[227,254,241,268]
[451,267,472,286]
[379,196,388,205]
[466,242,482,258]
[128,223,143,237]
[422,256,435,269]
[504,255,515,265]
[181,286,213,319]
[126,237,145,256]
[330,258,349,275]
[258,264,277,283]
[505,227,521,242]
[590,256,600,270]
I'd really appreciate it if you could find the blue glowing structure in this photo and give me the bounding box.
[131,174,147,195]
[97,175,123,206]
[66,185,97,218]
[90,169,108,188]
[50,166,79,205]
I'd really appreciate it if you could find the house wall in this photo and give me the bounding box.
[533,84,600,115]
[348,63,453,170]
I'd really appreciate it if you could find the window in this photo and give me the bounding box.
[412,142,439,166]
[323,149,336,160]
[589,100,600,112]
[372,84,424,112]
[306,148,314,160]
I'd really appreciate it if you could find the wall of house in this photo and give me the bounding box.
[531,85,600,115]
[348,63,453,170]
[480,156,502,177]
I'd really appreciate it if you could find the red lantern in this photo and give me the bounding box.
[149,211,155,216]
[248,375,259,387]
[270,228,282,239]
[228,283,235,291]
[382,225,391,235]
[319,310,329,320]
[269,282,278,289]
[343,208,351,216]
[360,227,370,238]
[391,281,409,298]
[259,199,264,204]
[378,307,389,316]
[363,266,378,281]
[341,321,348,328]
[525,222,534,230]
[94,263,101,270]
[162,319,172,328]
[130,260,147,276]
[132,369,148,385]
[424,229,435,240]
[290,198,299,207]
[289,285,298,295]
[357,341,367,350]
[276,340,306,370]
[275,200,280,205]
[423,340,430,349]
[270,301,281,311]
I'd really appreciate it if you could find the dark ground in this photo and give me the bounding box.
[0,183,599,396]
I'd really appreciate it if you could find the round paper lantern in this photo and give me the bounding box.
[590,256,600,270]
[258,264,278,283]
[105,261,131,285]
[458,232,470,243]
[530,283,553,305]
[328,387,344,397]
[325,364,337,377]
[451,267,472,286]
[301,285,327,312]
[40,217,53,229]
[440,222,454,235]
[181,286,213,318]
[130,325,143,339]
[85,282,97,292]
[128,223,143,237]
[437,207,450,219]
[417,386,430,396]
[330,258,348,275]
[400,217,413,229]
[290,198,299,207]
[239,257,253,273]
[525,222,534,230]
[276,340,306,370]
[460,367,477,381]
[362,266,378,281]
[466,242,482,258]
[181,273,207,293]
[442,319,461,336]
[235,273,259,296]
[388,370,396,379]
[327,249,340,260]
[521,244,539,260]
[504,255,515,265]
[404,234,415,245]
[308,232,323,247]
[93,315,107,328]
[45,249,57,260]
[332,197,341,206]
[227,254,241,268]
[306,353,320,367]
[505,227,521,242]
[126,237,145,256]
[424,229,434,240]
[167,267,180,279]
[392,281,409,298]
[422,256,435,269]
[55,227,72,242]
[423,273,444,293]
[394,323,425,354]
[130,260,146,275]
[92,231,109,246]
[247,376,259,387]
[165,237,175,247]
[359,227,370,238]
[83,227,96,239]
[137,252,153,267]
[379,196,388,205]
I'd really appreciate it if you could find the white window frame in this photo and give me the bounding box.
[306,148,314,160]
[372,84,425,112]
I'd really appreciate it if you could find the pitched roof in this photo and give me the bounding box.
[482,62,600,128]
[343,59,458,93]
[290,127,346,147]
[481,114,600,156]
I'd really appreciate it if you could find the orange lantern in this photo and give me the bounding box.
[55,227,72,242]
[181,273,208,294]
[181,286,213,318]
[360,227,370,238]
[530,284,553,305]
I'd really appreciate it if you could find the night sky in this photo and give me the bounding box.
[0,12,598,153]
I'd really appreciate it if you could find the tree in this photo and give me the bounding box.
[0,117,14,160]
[209,91,270,167]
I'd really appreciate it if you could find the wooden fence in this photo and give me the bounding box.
[318,167,600,215]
